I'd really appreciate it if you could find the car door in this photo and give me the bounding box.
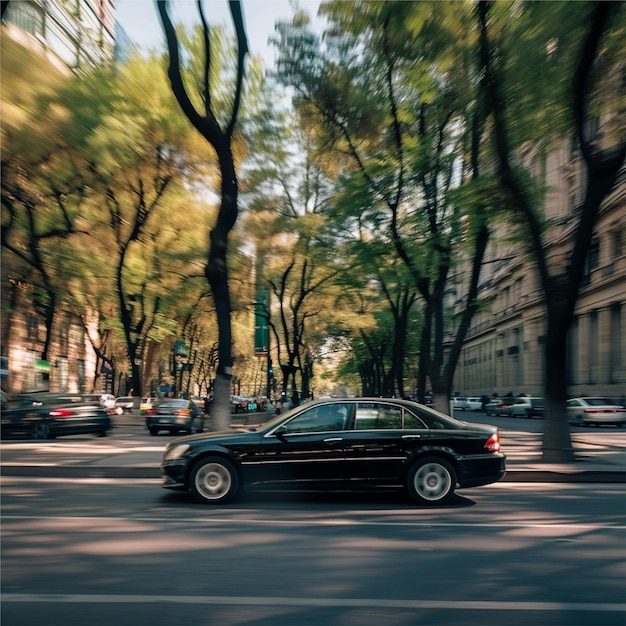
[249,403,353,485]
[340,401,430,482]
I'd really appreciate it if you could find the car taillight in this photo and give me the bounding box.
[145,409,157,415]
[174,409,190,416]
[484,433,501,453]
[49,409,74,417]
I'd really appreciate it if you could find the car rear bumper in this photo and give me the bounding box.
[457,453,506,488]
[582,415,626,425]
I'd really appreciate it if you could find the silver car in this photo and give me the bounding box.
[567,397,626,427]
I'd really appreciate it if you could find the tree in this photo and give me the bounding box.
[50,54,209,397]
[157,0,249,429]
[477,1,625,462]
[1,36,96,365]
[273,2,496,413]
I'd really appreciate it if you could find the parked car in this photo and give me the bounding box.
[509,397,544,419]
[140,397,156,414]
[452,397,468,410]
[99,394,116,410]
[567,397,626,427]
[161,397,506,505]
[145,398,205,436]
[1,392,112,439]
[484,399,514,417]
[465,397,483,411]
[114,396,135,415]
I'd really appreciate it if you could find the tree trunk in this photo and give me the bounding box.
[205,159,238,430]
[542,312,575,462]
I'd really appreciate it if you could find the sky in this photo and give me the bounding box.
[115,0,322,65]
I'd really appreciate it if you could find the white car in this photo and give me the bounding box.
[509,397,544,418]
[465,397,483,411]
[452,397,468,410]
[567,397,626,427]
[113,396,135,415]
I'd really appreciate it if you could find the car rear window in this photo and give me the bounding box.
[585,397,615,406]
[157,400,186,409]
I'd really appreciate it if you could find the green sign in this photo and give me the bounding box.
[174,340,188,357]
[35,359,51,373]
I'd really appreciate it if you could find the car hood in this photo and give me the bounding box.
[169,428,257,446]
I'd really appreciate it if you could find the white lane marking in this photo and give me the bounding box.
[1,594,623,613]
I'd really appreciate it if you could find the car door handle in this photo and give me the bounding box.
[323,437,343,445]
[402,434,421,440]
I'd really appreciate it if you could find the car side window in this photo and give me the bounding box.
[403,411,427,429]
[355,403,404,430]
[283,404,349,433]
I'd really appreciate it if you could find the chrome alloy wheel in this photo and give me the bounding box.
[407,457,456,504]
[191,457,239,504]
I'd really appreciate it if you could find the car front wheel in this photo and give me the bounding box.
[190,456,239,504]
[407,457,456,505]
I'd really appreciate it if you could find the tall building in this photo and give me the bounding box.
[1,0,122,394]
[451,140,625,402]
[3,0,117,71]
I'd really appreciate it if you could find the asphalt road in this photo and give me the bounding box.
[2,409,624,625]
[2,475,624,626]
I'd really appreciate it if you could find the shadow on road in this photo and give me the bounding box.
[158,487,476,510]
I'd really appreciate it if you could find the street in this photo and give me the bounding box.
[2,414,625,626]
[2,477,625,626]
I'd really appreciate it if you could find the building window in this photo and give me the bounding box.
[6,2,45,38]
[588,311,598,383]
[612,226,624,259]
[582,237,600,287]
[609,305,623,384]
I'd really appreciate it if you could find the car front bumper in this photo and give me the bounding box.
[161,458,189,490]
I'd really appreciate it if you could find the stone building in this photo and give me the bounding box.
[451,137,625,402]
[1,0,122,394]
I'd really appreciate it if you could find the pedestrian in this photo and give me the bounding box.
[204,392,213,415]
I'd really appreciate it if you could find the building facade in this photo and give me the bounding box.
[452,141,625,402]
[1,0,122,394]
[3,0,117,72]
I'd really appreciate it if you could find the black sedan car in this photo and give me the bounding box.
[161,398,506,505]
[145,398,205,436]
[1,392,112,439]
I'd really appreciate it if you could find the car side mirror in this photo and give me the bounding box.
[274,425,288,441]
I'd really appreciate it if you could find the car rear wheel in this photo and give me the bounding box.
[190,456,239,504]
[30,422,50,439]
[407,457,456,505]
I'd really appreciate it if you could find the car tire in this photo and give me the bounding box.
[406,457,456,505]
[190,456,239,504]
[30,422,50,439]
[149,427,158,436]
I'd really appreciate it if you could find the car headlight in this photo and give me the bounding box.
[164,443,190,461]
